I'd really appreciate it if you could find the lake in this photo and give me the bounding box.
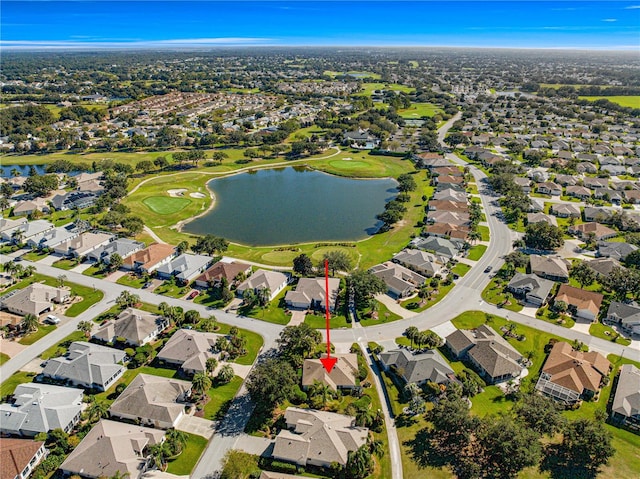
[0,165,86,178]
[183,167,398,246]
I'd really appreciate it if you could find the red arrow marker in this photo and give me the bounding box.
[320,258,337,373]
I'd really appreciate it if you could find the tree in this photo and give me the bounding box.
[503,251,529,269]
[135,160,153,174]
[523,222,564,251]
[212,151,228,164]
[24,174,58,197]
[427,396,480,462]
[206,357,218,375]
[176,241,189,254]
[21,314,39,333]
[246,358,297,406]
[345,445,374,479]
[87,400,109,422]
[116,290,139,308]
[277,323,322,367]
[396,173,417,192]
[56,274,67,288]
[559,418,614,474]
[624,249,640,269]
[513,394,565,436]
[166,428,188,455]
[570,260,596,288]
[216,364,235,384]
[148,442,171,470]
[200,315,218,332]
[192,234,229,255]
[184,310,200,324]
[191,372,212,395]
[320,250,353,276]
[309,380,334,409]
[293,253,314,276]
[108,252,123,271]
[404,326,419,348]
[77,320,93,338]
[349,270,386,310]
[602,266,640,300]
[444,131,470,147]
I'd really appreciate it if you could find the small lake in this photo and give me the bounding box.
[0,165,86,178]
[183,167,397,246]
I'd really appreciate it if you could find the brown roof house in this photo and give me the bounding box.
[535,341,610,405]
[530,255,570,282]
[555,284,604,322]
[0,438,47,479]
[302,354,358,391]
[369,261,427,298]
[193,261,252,288]
[60,420,164,479]
[156,329,221,375]
[0,284,69,317]
[122,243,176,273]
[610,364,640,429]
[108,374,192,429]
[92,308,169,346]
[285,277,340,311]
[445,325,525,384]
[272,408,368,468]
[568,222,617,241]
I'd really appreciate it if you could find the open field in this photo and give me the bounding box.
[397,102,443,118]
[323,70,381,79]
[309,150,413,178]
[579,95,640,108]
[356,82,415,96]
[143,196,192,215]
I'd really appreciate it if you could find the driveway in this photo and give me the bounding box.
[375,294,416,319]
[431,320,456,339]
[176,414,215,439]
[0,338,28,358]
[234,435,274,457]
[105,270,127,282]
[37,255,60,266]
[288,309,306,326]
[70,262,92,273]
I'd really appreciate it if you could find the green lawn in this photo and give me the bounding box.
[216,323,263,366]
[397,103,443,119]
[480,277,524,312]
[0,352,10,365]
[0,371,36,397]
[143,196,192,215]
[359,300,402,327]
[166,432,209,475]
[52,258,80,270]
[535,306,575,328]
[477,225,490,241]
[155,281,190,298]
[239,286,292,325]
[40,331,86,359]
[202,375,244,420]
[18,324,56,345]
[467,244,487,261]
[21,250,50,261]
[589,322,631,346]
[82,264,108,278]
[400,281,455,312]
[355,82,414,96]
[305,313,351,329]
[116,273,147,289]
[579,96,640,108]
[451,262,471,277]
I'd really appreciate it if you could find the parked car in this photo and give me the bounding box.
[45,315,60,324]
[142,282,152,289]
[484,266,493,273]
[187,290,199,300]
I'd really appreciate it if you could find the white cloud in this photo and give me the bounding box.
[624,5,640,9]
[602,18,618,22]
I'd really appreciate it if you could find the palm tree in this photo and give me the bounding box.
[166,429,188,455]
[148,442,170,470]
[309,380,334,409]
[404,326,419,348]
[11,228,24,245]
[56,274,67,288]
[22,265,36,278]
[191,372,212,396]
[77,320,93,338]
[205,357,218,375]
[367,436,385,457]
[21,314,39,333]
[10,168,21,177]
[158,302,170,316]
[87,401,109,422]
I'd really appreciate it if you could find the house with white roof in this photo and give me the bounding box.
[156,253,212,284]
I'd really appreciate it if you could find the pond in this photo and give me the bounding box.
[0,165,86,178]
[182,167,397,246]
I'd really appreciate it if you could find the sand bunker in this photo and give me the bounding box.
[168,189,187,197]
[190,192,206,198]
[343,157,352,161]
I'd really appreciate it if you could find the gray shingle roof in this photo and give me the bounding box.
[611,364,640,419]
[379,348,454,384]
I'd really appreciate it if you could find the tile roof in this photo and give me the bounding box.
[302,354,358,390]
[555,284,604,318]
[0,438,45,479]
[540,341,610,394]
[156,329,220,373]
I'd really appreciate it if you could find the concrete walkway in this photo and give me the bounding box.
[375,294,416,319]
[176,415,215,439]
[288,309,306,326]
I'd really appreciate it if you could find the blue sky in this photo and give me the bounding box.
[2,1,639,50]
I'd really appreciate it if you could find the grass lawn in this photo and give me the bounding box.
[323,70,382,79]
[467,244,487,261]
[535,306,575,329]
[359,300,402,327]
[240,287,291,325]
[155,281,190,298]
[142,196,192,215]
[18,324,56,345]
[52,258,80,270]
[310,150,413,178]
[39,331,86,359]
[451,262,471,277]
[0,352,9,365]
[21,250,50,261]
[480,277,524,312]
[579,96,640,108]
[305,313,351,329]
[477,225,490,241]
[589,322,631,346]
[116,273,147,289]
[82,264,108,278]
[202,375,244,420]
[397,103,443,119]
[355,82,414,96]
[0,371,36,397]
[166,432,208,475]
[400,281,455,312]
[216,323,263,366]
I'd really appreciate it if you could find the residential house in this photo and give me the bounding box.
[41,341,125,391]
[426,210,470,227]
[369,261,427,298]
[423,222,471,241]
[285,277,340,311]
[583,207,611,223]
[434,175,464,187]
[0,284,69,317]
[555,284,604,321]
[576,162,598,174]
[93,308,169,346]
[86,238,145,265]
[506,272,555,306]
[60,420,164,479]
[50,191,99,212]
[0,384,83,437]
[583,177,609,190]
[272,408,368,468]
[432,188,467,202]
[610,364,640,429]
[156,253,212,284]
[301,354,358,391]
[554,175,578,186]
[122,243,176,273]
[550,203,581,218]
[529,198,545,213]
[597,241,638,261]
[343,130,379,150]
[513,177,532,193]
[108,374,192,429]
[427,200,469,213]
[535,341,610,405]
[624,189,640,204]
[0,438,47,479]
[605,301,640,336]
[25,227,78,251]
[526,213,558,227]
[412,236,461,259]
[392,249,445,277]
[586,257,622,277]
[566,185,592,200]
[156,329,221,375]
[568,223,618,241]
[530,255,570,282]
[379,348,455,385]
[536,182,562,196]
[594,188,624,204]
[13,198,50,217]
[236,269,288,302]
[0,217,27,237]
[193,261,252,289]
[445,325,525,384]
[53,232,114,258]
